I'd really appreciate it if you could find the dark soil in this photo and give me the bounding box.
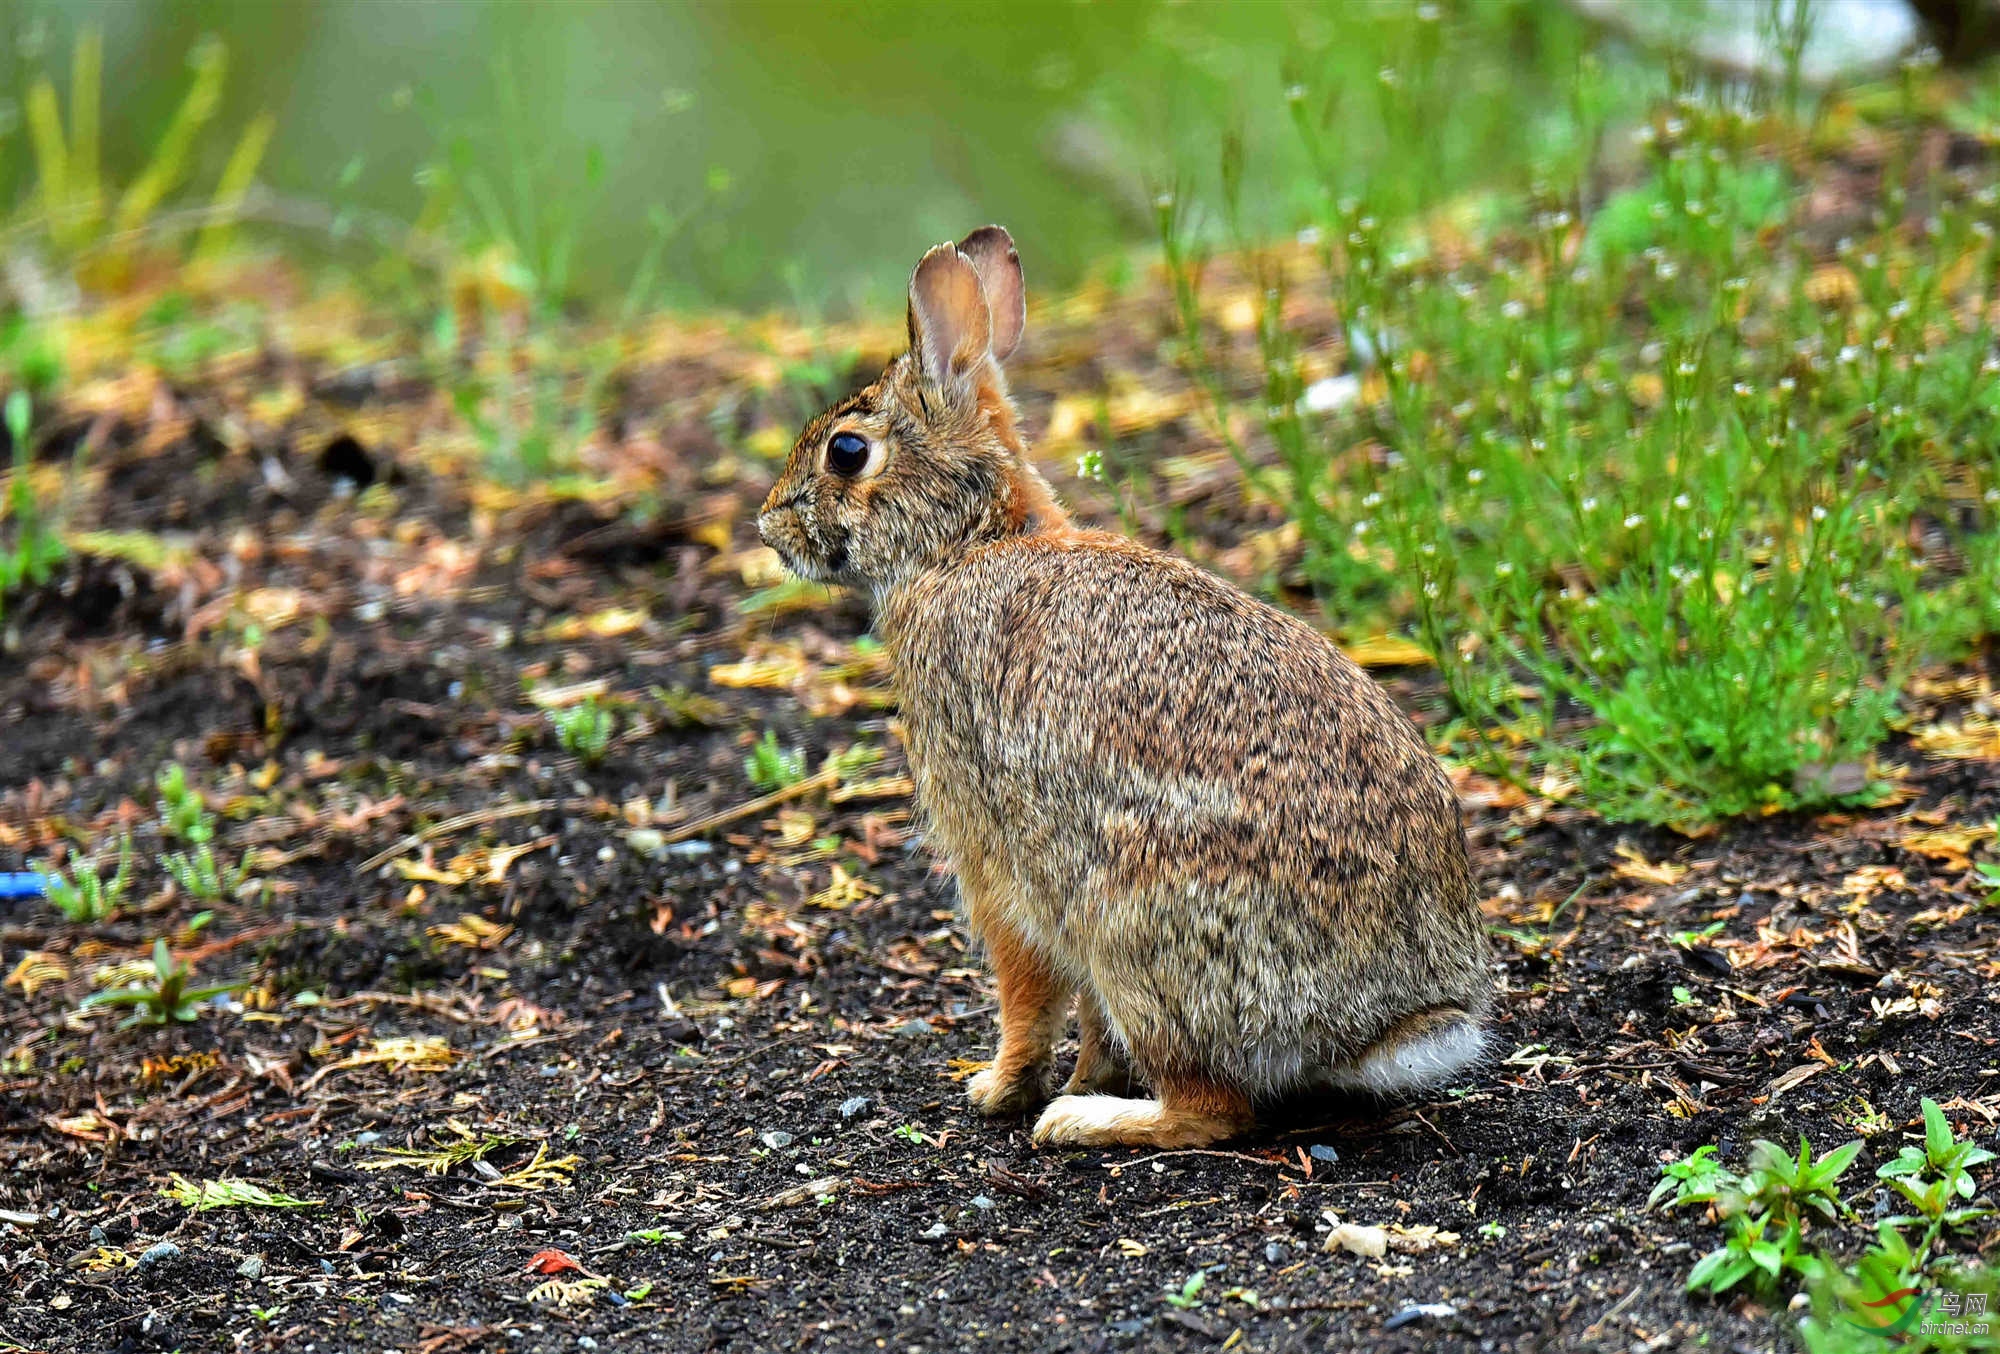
[2,278,1998,1354]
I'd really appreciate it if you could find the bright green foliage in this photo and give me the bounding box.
[1743,1136,1866,1225]
[1878,1098,1998,1231]
[162,842,251,903]
[1667,1100,1998,1346]
[1685,1208,1801,1299]
[78,938,244,1028]
[156,762,215,844]
[1163,1271,1208,1309]
[745,731,808,791]
[2,390,67,623]
[36,835,133,923]
[1647,1143,1733,1211]
[548,696,615,765]
[1654,1134,1863,1298]
[1978,829,2000,906]
[1170,78,2000,826]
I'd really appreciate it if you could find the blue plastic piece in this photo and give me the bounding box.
[0,872,48,900]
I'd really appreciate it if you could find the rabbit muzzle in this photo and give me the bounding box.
[757,502,844,583]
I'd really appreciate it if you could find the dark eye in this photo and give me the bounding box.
[827,431,870,477]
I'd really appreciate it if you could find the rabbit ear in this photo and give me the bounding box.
[908,242,993,401]
[956,225,1024,362]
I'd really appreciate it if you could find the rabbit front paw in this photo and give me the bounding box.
[967,1064,1049,1117]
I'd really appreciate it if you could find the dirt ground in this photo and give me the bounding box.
[2,251,1998,1354]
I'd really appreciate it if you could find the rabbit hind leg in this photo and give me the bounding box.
[1061,987,1139,1096]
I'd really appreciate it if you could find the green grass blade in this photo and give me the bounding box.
[111,39,228,242]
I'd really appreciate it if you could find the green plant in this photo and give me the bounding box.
[35,834,133,922]
[410,58,712,483]
[1655,1134,1863,1298]
[78,938,243,1028]
[547,696,614,765]
[1163,1271,1208,1309]
[163,842,252,902]
[156,762,215,844]
[1,390,66,623]
[1977,827,2000,905]
[745,731,807,791]
[1648,1143,1735,1211]
[1878,1098,1997,1237]
[9,31,273,271]
[1167,74,2000,827]
[1661,1101,1996,1341]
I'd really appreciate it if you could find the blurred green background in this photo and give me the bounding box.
[3,0,1641,312]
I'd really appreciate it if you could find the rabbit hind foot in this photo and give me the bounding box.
[1031,1076,1251,1149]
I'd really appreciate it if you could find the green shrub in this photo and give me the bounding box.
[745,731,807,791]
[1169,79,2000,826]
[156,762,215,844]
[36,835,134,923]
[547,696,615,766]
[78,938,243,1028]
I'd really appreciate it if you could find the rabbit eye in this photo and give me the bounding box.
[826,431,871,477]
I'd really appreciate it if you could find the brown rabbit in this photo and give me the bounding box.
[757,227,1490,1148]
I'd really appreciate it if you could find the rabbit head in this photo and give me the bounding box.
[757,226,1065,595]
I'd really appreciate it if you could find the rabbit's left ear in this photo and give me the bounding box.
[957,225,1024,362]
[908,242,993,402]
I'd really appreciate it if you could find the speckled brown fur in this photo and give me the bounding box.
[758,228,1491,1147]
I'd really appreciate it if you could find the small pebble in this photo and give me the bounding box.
[236,1255,264,1280]
[1383,1301,1457,1331]
[969,1195,996,1210]
[1308,1144,1339,1164]
[839,1096,872,1119]
[136,1241,181,1269]
[920,1222,948,1239]
[761,1130,794,1150]
[1264,1242,1291,1265]
[577,1338,599,1351]
[354,1131,382,1147]
[893,1019,932,1038]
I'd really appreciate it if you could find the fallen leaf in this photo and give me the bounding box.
[1613,842,1689,886]
[525,1248,583,1276]
[1326,1223,1388,1259]
[1898,823,1996,872]
[759,1177,846,1210]
[1911,716,2000,761]
[1386,1224,1461,1253]
[1340,635,1433,668]
[427,914,515,951]
[710,651,810,690]
[1766,1063,1827,1099]
[808,863,879,911]
[533,607,649,642]
[5,951,69,999]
